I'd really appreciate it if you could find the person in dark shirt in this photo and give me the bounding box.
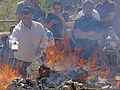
[73,0,101,60]
[30,0,46,22]
[62,5,75,22]
[96,0,115,30]
[47,1,65,42]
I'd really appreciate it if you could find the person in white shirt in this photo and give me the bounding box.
[76,9,100,20]
[9,6,48,77]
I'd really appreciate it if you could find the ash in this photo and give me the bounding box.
[7,65,117,90]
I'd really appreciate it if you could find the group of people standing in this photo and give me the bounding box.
[0,0,120,77]
[75,0,120,75]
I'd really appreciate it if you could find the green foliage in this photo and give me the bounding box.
[41,0,46,9]
[0,0,18,32]
[41,0,54,14]
[0,0,17,19]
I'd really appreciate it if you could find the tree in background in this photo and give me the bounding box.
[0,0,18,32]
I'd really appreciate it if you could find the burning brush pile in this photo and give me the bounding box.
[1,38,120,89]
[6,64,117,89]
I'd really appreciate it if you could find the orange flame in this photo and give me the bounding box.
[0,35,119,89]
[45,36,120,88]
[0,63,22,89]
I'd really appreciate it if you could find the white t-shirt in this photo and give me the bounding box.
[9,21,48,62]
[76,9,100,20]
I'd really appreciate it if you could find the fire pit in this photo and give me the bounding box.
[1,38,120,89]
[6,64,117,90]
